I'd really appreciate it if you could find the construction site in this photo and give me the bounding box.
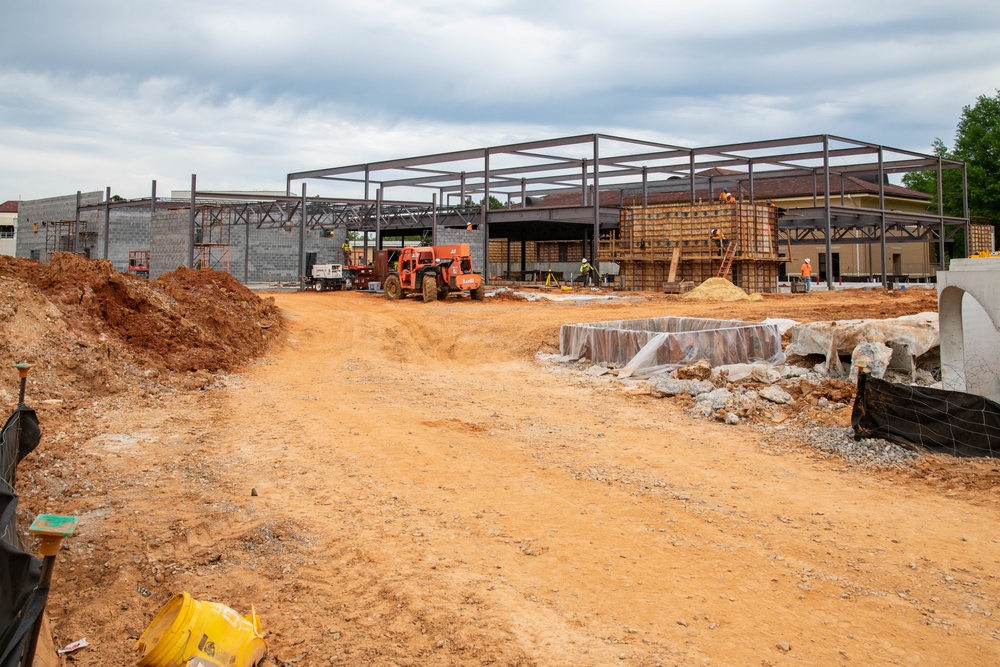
[2,133,1000,667]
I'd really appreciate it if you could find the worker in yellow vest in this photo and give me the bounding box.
[580,258,596,287]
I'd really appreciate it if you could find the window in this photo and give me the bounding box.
[0,226,13,239]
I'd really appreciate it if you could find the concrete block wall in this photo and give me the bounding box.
[150,209,191,278]
[107,209,153,273]
[16,192,103,260]
[435,227,486,275]
[228,225,345,283]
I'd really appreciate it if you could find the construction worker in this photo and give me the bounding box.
[342,240,351,264]
[800,258,812,292]
[711,228,727,255]
[718,188,730,203]
[580,258,596,287]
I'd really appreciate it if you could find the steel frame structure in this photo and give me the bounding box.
[288,133,968,287]
[73,133,967,288]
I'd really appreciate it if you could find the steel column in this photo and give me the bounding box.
[364,166,370,200]
[376,188,382,250]
[878,147,887,287]
[689,151,696,204]
[483,151,490,280]
[581,160,588,206]
[151,180,157,213]
[937,156,945,271]
[593,136,600,261]
[103,187,111,260]
[74,191,81,255]
[244,214,251,283]
[299,184,307,285]
[748,161,755,255]
[431,193,437,246]
[520,178,526,206]
[823,136,833,287]
[642,167,648,207]
[188,176,196,268]
[963,163,971,254]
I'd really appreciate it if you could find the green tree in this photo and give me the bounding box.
[954,91,1000,227]
[903,91,1000,255]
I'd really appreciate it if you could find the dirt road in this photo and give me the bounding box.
[33,288,1000,666]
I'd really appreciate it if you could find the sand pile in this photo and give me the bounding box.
[0,253,283,402]
[681,277,750,302]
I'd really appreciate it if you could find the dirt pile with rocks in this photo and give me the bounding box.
[0,253,283,403]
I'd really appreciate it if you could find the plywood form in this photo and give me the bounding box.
[968,223,995,255]
[488,239,585,263]
[608,202,782,293]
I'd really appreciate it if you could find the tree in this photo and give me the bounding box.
[465,196,505,210]
[953,91,1000,228]
[903,90,1000,255]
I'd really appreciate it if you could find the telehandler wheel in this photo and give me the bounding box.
[422,275,437,303]
[313,281,325,292]
[384,274,403,300]
[437,285,450,301]
[471,284,485,301]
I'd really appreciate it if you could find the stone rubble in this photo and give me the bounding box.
[547,351,937,467]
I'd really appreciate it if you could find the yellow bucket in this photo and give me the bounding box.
[135,592,267,667]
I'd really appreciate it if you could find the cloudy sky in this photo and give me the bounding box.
[1,0,997,201]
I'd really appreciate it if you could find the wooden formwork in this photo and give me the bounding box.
[489,239,586,264]
[968,223,995,255]
[605,202,783,293]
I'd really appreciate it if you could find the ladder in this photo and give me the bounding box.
[716,240,739,279]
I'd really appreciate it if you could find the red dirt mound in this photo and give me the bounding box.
[0,254,283,402]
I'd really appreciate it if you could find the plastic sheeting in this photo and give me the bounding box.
[560,317,784,378]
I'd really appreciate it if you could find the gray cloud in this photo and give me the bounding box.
[1,0,997,199]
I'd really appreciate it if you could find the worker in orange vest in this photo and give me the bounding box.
[718,188,736,203]
[799,258,812,292]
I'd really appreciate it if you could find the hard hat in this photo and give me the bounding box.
[723,188,729,192]
[804,258,810,263]
[582,258,587,262]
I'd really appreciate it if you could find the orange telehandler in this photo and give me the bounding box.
[382,244,484,302]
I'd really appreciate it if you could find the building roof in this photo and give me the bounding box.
[0,200,18,213]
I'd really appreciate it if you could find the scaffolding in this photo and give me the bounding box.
[603,202,782,293]
[195,206,231,272]
[43,220,93,263]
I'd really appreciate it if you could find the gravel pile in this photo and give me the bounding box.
[795,426,921,466]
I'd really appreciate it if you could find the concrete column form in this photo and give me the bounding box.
[938,258,1000,401]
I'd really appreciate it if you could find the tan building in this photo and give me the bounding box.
[0,201,17,257]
